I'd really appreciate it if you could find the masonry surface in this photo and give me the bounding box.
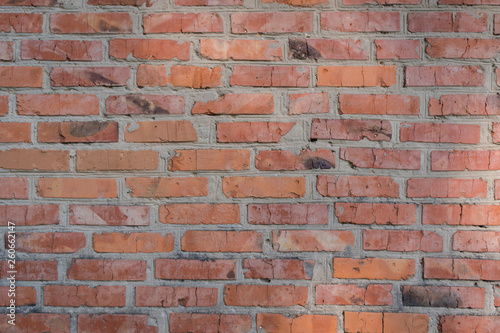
[0,0,499,332]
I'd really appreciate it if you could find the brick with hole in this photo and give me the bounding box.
[256,149,335,170]
[424,258,500,280]
[223,176,305,198]
[405,66,484,86]
[289,92,329,114]
[376,39,421,60]
[403,286,484,309]
[51,67,130,87]
[124,120,197,142]
[217,122,295,143]
[0,205,59,226]
[0,286,36,306]
[0,13,43,33]
[22,40,103,61]
[429,94,500,116]
[256,313,337,333]
[333,258,415,280]
[0,67,43,87]
[50,13,133,33]
[244,259,316,280]
[18,94,100,116]
[77,314,158,333]
[0,149,70,171]
[68,259,147,281]
[289,38,368,60]
[182,231,263,252]
[93,233,174,253]
[230,65,310,87]
[126,177,208,198]
[192,93,274,115]
[169,149,250,171]
[408,12,487,33]
[201,39,282,61]
[106,95,185,115]
[231,12,313,33]
[321,12,400,32]
[400,123,480,144]
[273,230,354,252]
[14,232,86,253]
[160,204,240,225]
[311,119,392,141]
[44,285,126,307]
[0,177,28,199]
[0,314,70,333]
[318,175,399,198]
[136,287,217,307]
[70,205,149,226]
[0,261,57,280]
[155,259,236,280]
[170,314,251,333]
[143,13,223,33]
[77,150,159,171]
[336,203,417,225]
[110,39,189,60]
[248,204,328,225]
[224,285,308,306]
[316,284,393,306]
[38,178,117,199]
[339,94,419,115]
[363,230,443,252]
[317,66,396,87]
[407,178,487,198]
[340,148,420,170]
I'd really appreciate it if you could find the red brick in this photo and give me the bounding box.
[439,0,500,3]
[318,66,396,87]
[0,41,13,61]
[256,149,335,170]
[0,314,69,333]
[51,67,130,87]
[248,204,328,225]
[426,38,500,59]
[0,0,57,5]
[78,314,157,333]
[340,148,420,170]
[124,120,197,142]
[244,259,315,280]
[38,178,118,199]
[494,123,500,143]
[182,230,263,252]
[496,15,500,34]
[50,13,132,33]
[408,12,487,33]
[336,203,417,225]
[405,66,484,86]
[110,39,189,60]
[403,286,484,309]
[407,178,487,198]
[376,39,420,60]
[289,92,329,114]
[432,150,500,171]
[363,230,443,252]
[231,65,310,87]
[0,177,28,199]
[88,0,152,5]
[136,287,217,307]
[318,175,399,198]
[0,286,36,306]
[15,232,85,253]
[68,259,146,281]
[262,0,328,5]
[316,284,392,305]
[424,258,500,280]
[137,65,222,88]
[22,40,102,61]
[0,260,57,280]
[93,233,174,253]
[192,93,273,115]
[18,94,99,116]
[453,231,500,252]
[423,205,500,226]
[0,95,7,116]
[70,205,150,226]
[126,177,208,198]
[439,316,500,333]
[217,122,295,143]
[232,12,313,33]
[273,230,354,252]
[106,95,184,115]
[497,180,500,200]
[311,119,392,141]
[155,259,236,280]
[0,66,43,87]
[160,204,239,225]
[0,149,69,171]
[340,94,419,115]
[344,0,419,3]
[0,205,59,226]
[257,313,337,333]
[496,286,500,306]
[77,150,159,171]
[169,149,250,171]
[0,123,31,142]
[429,94,500,116]
[44,285,126,307]
[334,258,415,280]
[384,313,429,333]
[289,38,368,60]
[321,12,399,32]
[38,121,119,143]
[143,13,223,33]
[176,0,243,4]
[224,285,307,306]
[344,312,382,333]
[170,314,251,333]
[400,122,480,143]
[223,176,305,198]
[0,13,43,33]
[136,64,167,87]
[201,39,282,61]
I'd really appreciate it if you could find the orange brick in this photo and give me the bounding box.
[50,13,132,33]
[230,65,310,87]
[257,313,337,333]
[155,259,236,280]
[340,148,420,170]
[289,92,329,114]
[363,230,443,252]
[93,233,174,253]
[318,175,399,198]
[339,94,419,115]
[17,94,99,116]
[321,12,399,32]
[334,258,415,280]
[200,39,282,61]
[424,258,500,280]
[311,119,392,141]
[256,149,335,170]
[143,13,223,33]
[160,204,239,225]
[106,95,185,115]
[124,120,197,142]
[217,122,295,143]
[405,66,484,86]
[224,285,307,306]
[192,93,274,115]
[76,150,159,171]
[22,40,102,61]
[170,314,251,333]
[136,286,217,307]
[110,39,189,60]
[248,204,328,225]
[318,66,396,87]
[169,149,250,171]
[0,149,69,171]
[70,205,149,226]
[38,121,118,143]
[407,178,487,198]
[223,176,305,198]
[126,177,208,198]
[273,230,354,252]
[336,203,416,225]
[317,284,392,305]
[231,12,313,33]
[38,178,117,199]
[15,232,85,253]
[244,259,316,280]
[0,205,59,226]
[182,230,263,252]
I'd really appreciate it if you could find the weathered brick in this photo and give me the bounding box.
[224,285,308,306]
[257,313,337,333]
[170,314,251,333]
[0,0,57,5]
[125,120,197,142]
[432,150,500,171]
[0,205,59,226]
[256,149,335,170]
[438,316,500,333]
[321,12,399,32]
[37,178,118,199]
[424,258,500,280]
[0,286,36,306]
[69,205,150,226]
[51,13,133,33]
[376,39,420,59]
[0,41,13,61]
[289,38,368,60]
[169,149,250,171]
[143,13,223,33]
[429,95,500,116]
[336,203,417,225]
[192,93,273,115]
[138,65,222,88]
[318,66,396,87]
[363,230,443,252]
[18,94,99,116]
[400,122,481,144]
[407,178,487,198]
[106,95,185,115]
[38,121,118,143]
[453,231,500,252]
[0,261,57,280]
[311,119,392,141]
[44,285,126,307]
[340,148,421,170]
[408,12,487,32]
[136,287,217,307]
[493,122,500,143]
[68,259,147,281]
[77,150,159,171]
[0,13,43,33]
[110,39,189,60]
[217,122,295,143]
[155,259,236,280]
[51,67,130,87]
[232,12,313,33]
[78,314,157,333]
[230,65,310,87]
[182,230,263,252]
[403,286,484,309]
[0,314,70,333]
[223,176,305,198]
[201,39,282,61]
[93,233,174,253]
[339,94,419,115]
[318,175,399,198]
[289,92,329,114]
[273,230,354,252]
[248,204,328,225]
[126,177,208,198]
[0,177,28,199]
[244,259,315,280]
[317,284,392,305]
[160,204,239,224]
[426,38,500,59]
[405,66,484,86]
[0,67,43,87]
[22,40,102,61]
[15,232,85,253]
[0,95,7,116]
[0,149,70,171]
[334,258,415,280]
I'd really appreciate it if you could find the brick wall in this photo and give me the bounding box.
[0,0,499,332]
